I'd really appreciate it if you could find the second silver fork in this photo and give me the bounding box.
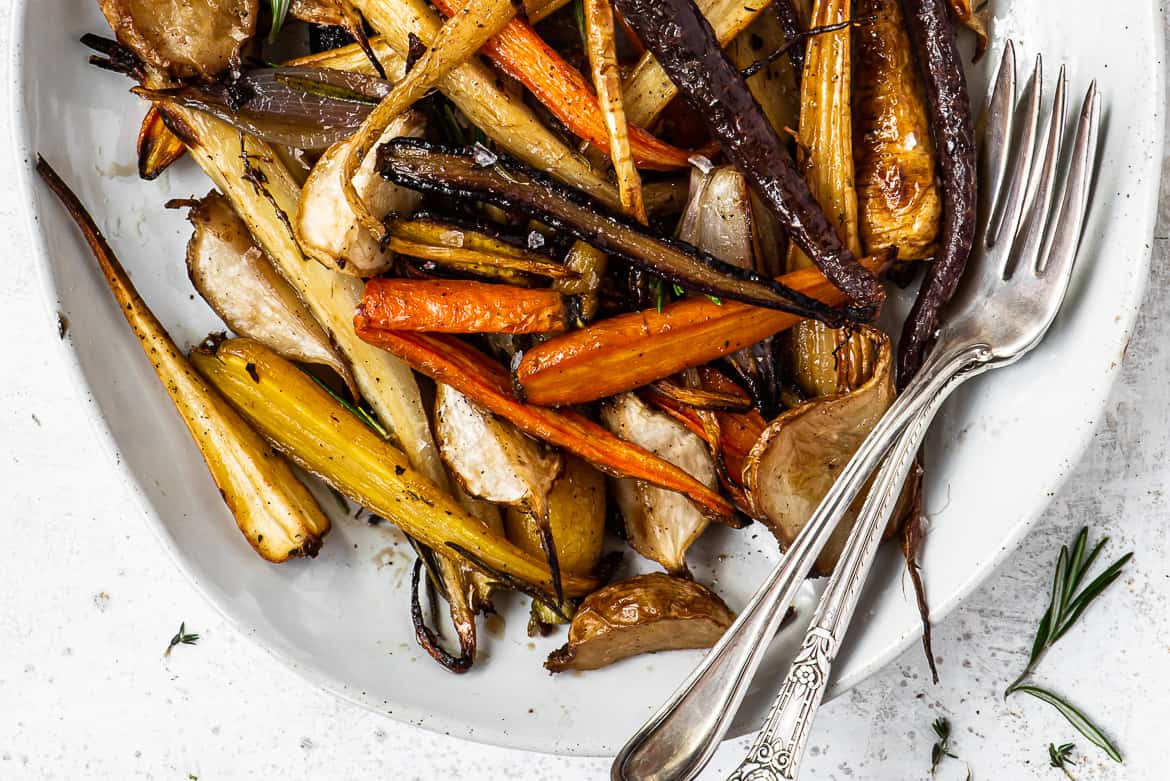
[613,41,1102,781]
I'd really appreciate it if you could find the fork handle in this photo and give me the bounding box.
[727,361,981,781]
[611,342,991,781]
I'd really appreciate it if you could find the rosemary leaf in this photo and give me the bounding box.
[268,0,292,43]
[1013,685,1121,763]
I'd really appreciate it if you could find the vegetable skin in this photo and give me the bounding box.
[896,0,977,386]
[513,253,890,406]
[36,158,329,562]
[137,105,185,180]
[359,279,569,334]
[613,0,885,309]
[348,329,738,521]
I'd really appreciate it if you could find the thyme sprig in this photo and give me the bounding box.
[1006,527,1131,763]
[164,622,200,657]
[929,717,957,777]
[1048,742,1076,779]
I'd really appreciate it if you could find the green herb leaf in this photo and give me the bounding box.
[164,622,200,657]
[1014,686,1122,763]
[268,0,292,43]
[301,369,390,440]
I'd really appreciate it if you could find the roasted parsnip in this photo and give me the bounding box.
[37,158,329,562]
[191,338,601,597]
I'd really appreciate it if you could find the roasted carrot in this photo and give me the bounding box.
[350,327,737,521]
[514,253,890,406]
[137,105,185,180]
[429,0,693,170]
[359,279,569,334]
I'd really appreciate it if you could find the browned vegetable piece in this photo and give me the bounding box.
[945,0,989,61]
[505,456,606,576]
[183,191,357,395]
[290,0,343,24]
[545,573,735,671]
[96,0,258,82]
[744,326,899,574]
[36,158,329,563]
[137,105,185,180]
[359,279,570,334]
[853,0,941,261]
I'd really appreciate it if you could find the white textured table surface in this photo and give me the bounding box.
[3,7,1169,780]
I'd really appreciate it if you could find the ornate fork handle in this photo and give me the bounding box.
[611,341,990,781]
[727,361,983,781]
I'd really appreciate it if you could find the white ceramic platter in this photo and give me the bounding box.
[10,0,1165,757]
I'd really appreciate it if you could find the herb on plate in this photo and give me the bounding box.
[929,717,970,779]
[1006,527,1131,762]
[164,622,200,657]
[1048,742,1076,779]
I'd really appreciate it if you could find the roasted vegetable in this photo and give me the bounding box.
[96,0,258,83]
[729,9,801,140]
[387,216,575,283]
[513,254,890,406]
[339,0,521,240]
[348,329,738,520]
[296,110,425,275]
[435,385,567,601]
[183,191,356,395]
[359,279,570,334]
[945,0,989,61]
[553,243,608,322]
[137,105,185,180]
[545,573,735,671]
[428,0,692,171]
[896,0,977,385]
[191,337,601,596]
[744,326,897,574]
[854,0,940,261]
[602,394,719,574]
[786,0,875,399]
[613,0,885,309]
[37,158,329,562]
[771,0,808,83]
[376,140,851,321]
[622,0,774,128]
[505,456,606,576]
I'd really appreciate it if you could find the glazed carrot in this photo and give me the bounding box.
[359,279,569,334]
[350,328,737,521]
[514,253,891,406]
[429,0,692,170]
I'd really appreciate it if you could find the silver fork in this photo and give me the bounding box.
[612,42,1102,781]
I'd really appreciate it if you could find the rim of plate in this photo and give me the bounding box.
[8,0,1165,757]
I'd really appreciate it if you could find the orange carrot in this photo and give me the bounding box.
[359,279,568,334]
[430,0,693,170]
[350,327,737,521]
[514,253,891,406]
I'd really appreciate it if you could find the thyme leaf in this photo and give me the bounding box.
[164,622,200,657]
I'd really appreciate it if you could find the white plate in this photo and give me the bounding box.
[10,0,1164,757]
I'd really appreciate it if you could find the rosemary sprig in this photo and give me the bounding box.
[267,0,292,43]
[1048,742,1076,780]
[300,369,390,440]
[164,622,200,657]
[1005,527,1131,763]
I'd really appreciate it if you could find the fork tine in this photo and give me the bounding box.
[1006,65,1068,277]
[1039,82,1101,283]
[987,54,1043,253]
[979,42,1018,239]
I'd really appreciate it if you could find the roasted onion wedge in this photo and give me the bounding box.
[505,456,607,577]
[97,0,258,82]
[744,326,898,574]
[296,111,425,276]
[183,191,356,395]
[602,393,719,575]
[191,337,600,597]
[37,158,329,562]
[137,105,185,180]
[545,573,735,671]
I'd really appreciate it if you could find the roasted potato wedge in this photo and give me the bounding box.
[545,573,735,671]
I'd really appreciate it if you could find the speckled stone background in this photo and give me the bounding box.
[2,6,1168,780]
